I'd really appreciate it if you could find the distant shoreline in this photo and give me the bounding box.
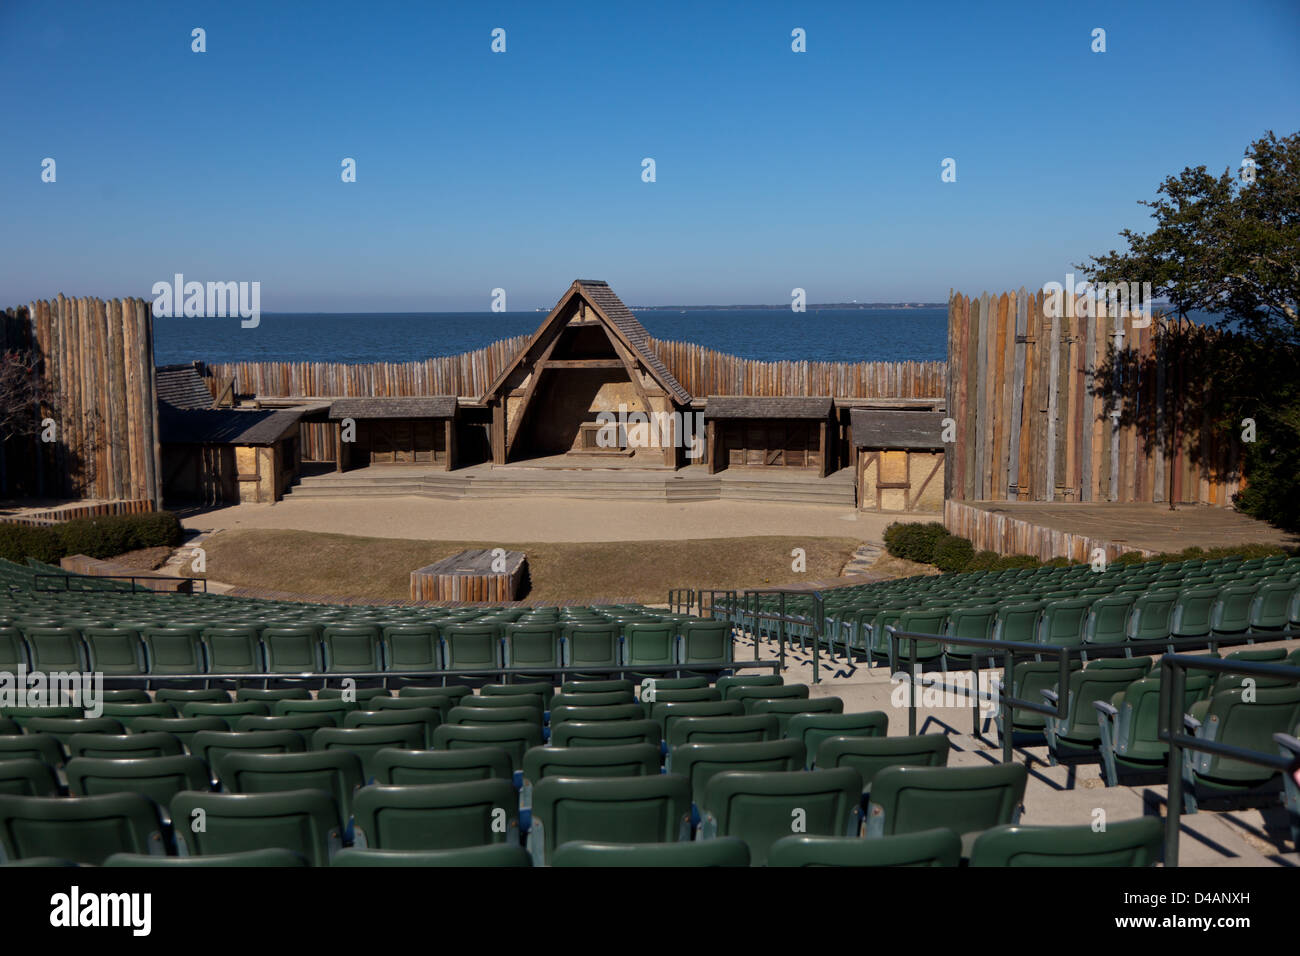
[632,303,946,311]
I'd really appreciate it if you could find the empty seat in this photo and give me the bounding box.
[83,628,148,676]
[1043,661,1152,763]
[66,756,210,815]
[483,681,556,706]
[321,625,382,673]
[190,730,307,783]
[235,714,339,734]
[528,774,692,866]
[665,715,780,757]
[104,848,309,867]
[25,716,123,746]
[728,684,810,709]
[969,817,1163,866]
[787,711,888,768]
[446,704,542,729]
[653,700,744,739]
[550,690,634,709]
[262,626,324,675]
[1183,684,1300,811]
[201,628,265,675]
[69,732,183,761]
[155,688,231,705]
[0,759,59,797]
[24,628,88,672]
[563,624,621,670]
[814,734,951,796]
[219,749,364,835]
[622,622,678,668]
[0,792,166,864]
[100,702,176,730]
[521,743,660,809]
[550,703,644,726]
[672,739,805,816]
[171,790,342,866]
[503,624,562,669]
[768,829,962,867]
[344,707,440,748]
[310,725,424,780]
[865,763,1028,854]
[550,719,662,749]
[714,674,784,699]
[141,628,206,676]
[698,768,863,866]
[443,624,503,673]
[680,620,732,665]
[236,687,312,703]
[180,701,270,729]
[331,845,531,867]
[431,722,542,769]
[551,838,750,867]
[373,747,513,786]
[381,626,442,673]
[1096,673,1213,786]
[559,679,630,697]
[750,697,844,735]
[130,716,227,751]
[353,779,518,850]
[271,698,358,727]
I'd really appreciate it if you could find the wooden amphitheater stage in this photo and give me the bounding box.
[288,459,858,507]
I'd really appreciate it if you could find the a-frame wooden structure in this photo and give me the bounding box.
[481,280,691,467]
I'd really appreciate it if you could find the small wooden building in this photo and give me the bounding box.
[479,280,692,467]
[851,408,946,512]
[159,405,309,504]
[704,396,834,476]
[328,397,458,472]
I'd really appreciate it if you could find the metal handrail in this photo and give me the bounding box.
[1157,653,1300,867]
[743,588,825,683]
[33,573,208,593]
[886,627,1070,762]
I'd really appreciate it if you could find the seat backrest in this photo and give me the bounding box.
[969,817,1163,866]
[665,714,780,751]
[170,789,342,866]
[321,625,382,673]
[672,739,806,808]
[728,684,810,707]
[0,759,60,797]
[262,627,324,674]
[1126,592,1178,643]
[1066,664,1152,734]
[446,704,541,728]
[550,837,749,867]
[655,700,745,737]
[550,691,634,709]
[787,711,889,768]
[559,679,631,697]
[190,730,307,782]
[866,763,1027,838]
[550,703,644,726]
[768,829,961,867]
[430,721,543,769]
[564,624,621,668]
[503,625,562,668]
[528,773,692,866]
[522,743,660,792]
[130,716,227,749]
[813,733,950,789]
[699,767,862,866]
[68,731,183,760]
[1193,685,1300,781]
[0,792,166,864]
[714,675,784,700]
[26,716,124,745]
[372,746,513,786]
[353,779,518,850]
[220,749,364,827]
[83,628,148,675]
[443,625,503,672]
[483,681,556,706]
[681,621,732,665]
[271,698,359,727]
[155,688,231,705]
[0,628,29,672]
[201,628,265,674]
[24,628,88,672]
[310,725,424,779]
[181,701,271,730]
[381,626,442,672]
[1083,594,1136,645]
[66,755,210,810]
[622,622,677,667]
[1035,599,1092,648]
[344,707,440,748]
[549,719,662,749]
[749,697,844,735]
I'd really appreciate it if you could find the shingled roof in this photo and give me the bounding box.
[155,363,214,410]
[158,405,306,446]
[705,396,834,419]
[850,408,947,449]
[328,397,458,420]
[574,280,691,404]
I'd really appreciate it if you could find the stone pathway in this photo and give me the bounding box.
[840,542,883,576]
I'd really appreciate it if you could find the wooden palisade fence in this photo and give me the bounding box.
[946,289,1240,506]
[1,297,161,504]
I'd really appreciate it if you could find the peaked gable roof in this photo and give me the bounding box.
[482,280,691,404]
[156,363,214,410]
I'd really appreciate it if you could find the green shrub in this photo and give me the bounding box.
[883,522,950,564]
[964,550,1001,573]
[1043,556,1072,568]
[0,523,66,564]
[55,511,184,561]
[993,554,1041,571]
[932,535,975,573]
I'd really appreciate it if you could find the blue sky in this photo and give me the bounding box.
[1,0,1296,311]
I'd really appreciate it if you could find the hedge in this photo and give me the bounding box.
[0,512,183,563]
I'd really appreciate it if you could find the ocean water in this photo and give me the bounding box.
[150,308,951,366]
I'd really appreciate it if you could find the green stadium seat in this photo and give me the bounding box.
[201,628,265,675]
[310,725,424,780]
[521,743,660,808]
[768,829,961,867]
[219,749,364,835]
[381,626,442,673]
[321,625,382,674]
[105,848,309,867]
[750,697,844,735]
[344,707,440,748]
[130,716,226,751]
[681,620,732,665]
[353,779,518,850]
[0,792,166,864]
[100,702,176,729]
[551,838,749,867]
[1183,684,1300,812]
[331,845,531,867]
[155,688,231,705]
[672,739,805,815]
[234,714,339,734]
[190,730,307,784]
[171,789,342,866]
[262,626,324,675]
[503,624,562,669]
[550,703,644,727]
[24,628,88,672]
[236,687,312,702]
[550,690,634,709]
[25,716,123,746]
[484,681,556,706]
[83,628,148,676]
[0,759,59,797]
[559,679,631,697]
[654,700,745,739]
[271,698,358,727]
[527,773,692,866]
[1033,599,1092,652]
[373,747,513,786]
[787,711,888,768]
[1083,594,1137,654]
[1096,673,1213,785]
[66,756,210,815]
[622,622,678,669]
[563,623,621,670]
[813,734,951,798]
[443,624,504,673]
[180,700,270,729]
[68,732,183,760]
[665,715,780,758]
[714,674,784,699]
[941,605,999,669]
[446,705,542,730]
[698,768,863,866]
[865,763,1027,854]
[969,817,1163,866]
[550,719,662,749]
[318,686,392,702]
[729,684,810,709]
[431,722,542,769]
[141,628,206,676]
[1043,661,1152,764]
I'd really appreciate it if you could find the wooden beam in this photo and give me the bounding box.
[539,359,625,369]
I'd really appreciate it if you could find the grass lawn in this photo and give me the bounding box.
[189,529,863,604]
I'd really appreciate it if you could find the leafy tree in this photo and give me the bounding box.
[1078,131,1300,529]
